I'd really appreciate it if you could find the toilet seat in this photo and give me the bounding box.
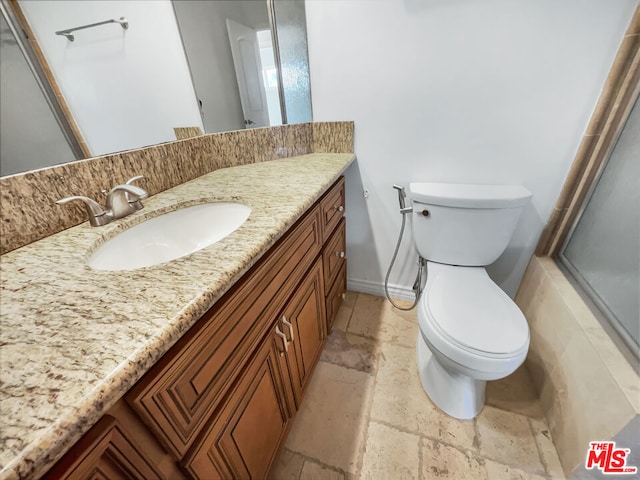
[418,262,529,373]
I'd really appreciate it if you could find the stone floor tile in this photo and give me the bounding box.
[486,366,545,419]
[333,303,354,331]
[360,421,420,479]
[484,459,548,480]
[384,295,416,310]
[276,293,565,480]
[320,329,380,375]
[346,294,386,338]
[421,438,488,480]
[284,362,374,474]
[347,294,417,348]
[476,406,545,475]
[369,342,477,451]
[333,291,358,332]
[528,417,566,479]
[271,448,305,480]
[300,460,345,480]
[343,290,358,309]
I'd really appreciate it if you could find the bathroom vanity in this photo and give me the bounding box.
[0,153,353,479]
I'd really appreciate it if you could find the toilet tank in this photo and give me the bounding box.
[409,183,532,266]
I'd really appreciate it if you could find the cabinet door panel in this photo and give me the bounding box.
[44,416,164,480]
[283,259,326,405]
[230,363,286,475]
[183,330,292,480]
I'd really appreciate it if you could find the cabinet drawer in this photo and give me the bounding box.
[127,206,322,458]
[182,327,292,480]
[320,177,345,242]
[326,262,347,332]
[322,218,346,290]
[44,416,164,480]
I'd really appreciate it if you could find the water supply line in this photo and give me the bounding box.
[384,185,426,311]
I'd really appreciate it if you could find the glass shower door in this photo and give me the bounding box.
[560,98,639,358]
[271,0,312,124]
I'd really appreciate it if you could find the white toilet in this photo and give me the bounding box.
[409,182,532,419]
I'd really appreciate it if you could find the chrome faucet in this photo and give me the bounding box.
[57,175,148,227]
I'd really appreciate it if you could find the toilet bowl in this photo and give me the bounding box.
[408,182,532,419]
[416,262,529,419]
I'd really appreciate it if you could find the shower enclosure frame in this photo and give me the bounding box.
[557,97,639,363]
[534,7,639,365]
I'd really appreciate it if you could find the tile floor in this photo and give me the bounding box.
[272,292,566,480]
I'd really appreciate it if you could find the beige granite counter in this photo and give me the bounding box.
[0,153,355,480]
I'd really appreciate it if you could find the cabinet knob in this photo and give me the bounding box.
[334,205,344,213]
[341,293,346,300]
[281,316,294,342]
[336,251,345,258]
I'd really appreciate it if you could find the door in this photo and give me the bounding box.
[226,19,270,128]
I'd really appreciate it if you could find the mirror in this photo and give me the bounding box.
[0,0,311,177]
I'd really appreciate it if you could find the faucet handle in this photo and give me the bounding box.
[56,196,111,227]
[126,175,144,185]
[124,175,147,210]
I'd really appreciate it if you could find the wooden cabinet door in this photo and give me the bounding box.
[44,416,165,480]
[280,259,326,406]
[182,327,293,480]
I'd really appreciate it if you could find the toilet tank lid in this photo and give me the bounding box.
[409,182,532,208]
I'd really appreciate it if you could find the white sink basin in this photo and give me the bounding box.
[88,202,251,271]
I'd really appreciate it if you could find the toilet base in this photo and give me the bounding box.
[416,334,486,419]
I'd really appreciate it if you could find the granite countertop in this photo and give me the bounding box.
[0,153,355,480]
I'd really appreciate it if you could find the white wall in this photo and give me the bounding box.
[19,0,203,156]
[306,0,638,298]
